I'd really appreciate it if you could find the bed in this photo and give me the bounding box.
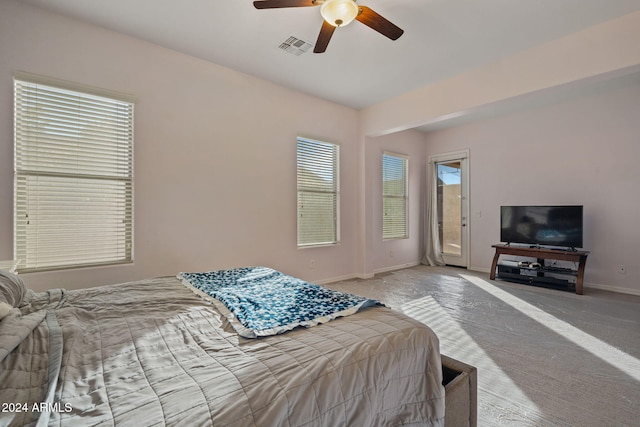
[1,267,446,426]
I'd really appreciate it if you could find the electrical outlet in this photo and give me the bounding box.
[309,260,316,269]
[389,250,394,258]
[616,265,626,275]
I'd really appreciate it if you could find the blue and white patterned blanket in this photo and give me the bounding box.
[178,267,382,338]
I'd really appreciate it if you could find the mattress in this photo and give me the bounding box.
[0,274,445,426]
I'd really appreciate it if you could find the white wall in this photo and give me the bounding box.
[363,130,427,275]
[355,8,640,296]
[423,78,640,295]
[0,1,361,291]
[3,1,638,295]
[361,10,640,137]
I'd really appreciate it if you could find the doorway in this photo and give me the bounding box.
[430,150,469,267]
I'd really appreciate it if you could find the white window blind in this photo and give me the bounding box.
[297,137,339,247]
[14,74,134,272]
[382,153,408,239]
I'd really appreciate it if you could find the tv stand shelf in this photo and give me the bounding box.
[490,244,589,294]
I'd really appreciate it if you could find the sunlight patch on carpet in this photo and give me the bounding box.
[402,295,555,425]
[461,274,640,383]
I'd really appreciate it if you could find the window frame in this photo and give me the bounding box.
[382,151,409,240]
[13,72,135,272]
[296,136,340,248]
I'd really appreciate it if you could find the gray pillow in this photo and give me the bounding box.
[0,270,26,308]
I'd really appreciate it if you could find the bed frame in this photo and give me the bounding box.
[442,354,477,427]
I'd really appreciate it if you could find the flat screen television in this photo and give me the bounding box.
[500,205,583,249]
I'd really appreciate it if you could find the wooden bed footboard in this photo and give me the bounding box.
[442,354,477,427]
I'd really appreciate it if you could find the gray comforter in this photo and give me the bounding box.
[0,276,444,426]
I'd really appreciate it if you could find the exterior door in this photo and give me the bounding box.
[433,151,469,267]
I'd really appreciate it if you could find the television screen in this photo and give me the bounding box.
[500,206,583,248]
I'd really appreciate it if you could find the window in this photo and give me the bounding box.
[297,137,339,247]
[14,73,134,272]
[382,152,408,239]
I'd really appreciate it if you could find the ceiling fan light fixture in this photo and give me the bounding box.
[320,0,358,27]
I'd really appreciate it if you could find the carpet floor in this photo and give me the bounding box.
[328,265,640,426]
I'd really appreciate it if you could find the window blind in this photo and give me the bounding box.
[14,75,134,272]
[382,153,408,239]
[297,138,339,247]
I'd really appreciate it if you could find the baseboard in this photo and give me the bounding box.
[468,266,491,274]
[476,266,640,297]
[584,282,640,297]
[372,261,421,275]
[313,273,360,285]
[318,264,640,297]
[314,262,421,285]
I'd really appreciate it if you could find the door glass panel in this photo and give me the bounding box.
[437,161,462,256]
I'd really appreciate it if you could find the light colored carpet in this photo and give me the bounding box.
[328,265,640,427]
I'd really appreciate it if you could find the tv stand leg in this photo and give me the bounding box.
[576,257,587,295]
[490,252,500,280]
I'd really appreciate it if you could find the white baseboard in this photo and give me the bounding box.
[584,282,640,297]
[314,261,421,285]
[468,266,491,274]
[314,273,360,285]
[471,266,640,297]
[317,264,640,297]
[372,261,421,275]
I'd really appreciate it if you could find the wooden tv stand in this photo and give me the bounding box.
[490,244,589,294]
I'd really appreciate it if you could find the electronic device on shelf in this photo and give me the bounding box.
[491,244,589,294]
[500,205,583,249]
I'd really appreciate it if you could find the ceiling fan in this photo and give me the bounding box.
[253,0,404,53]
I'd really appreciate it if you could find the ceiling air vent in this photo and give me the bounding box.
[278,36,312,56]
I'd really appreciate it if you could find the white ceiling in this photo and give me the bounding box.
[18,0,640,110]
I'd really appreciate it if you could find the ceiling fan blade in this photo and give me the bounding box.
[355,6,404,40]
[314,20,336,53]
[253,0,318,9]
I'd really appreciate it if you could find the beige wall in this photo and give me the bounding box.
[357,8,640,295]
[0,1,362,290]
[363,130,427,275]
[361,10,640,137]
[2,1,639,295]
[423,78,640,295]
